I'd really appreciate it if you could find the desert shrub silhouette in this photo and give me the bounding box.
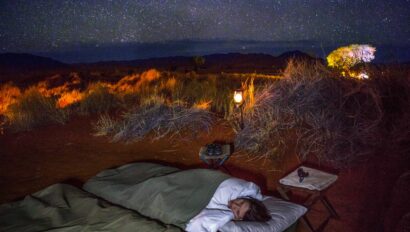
[94,101,215,142]
[6,87,68,131]
[79,83,119,115]
[234,60,383,167]
[0,82,21,115]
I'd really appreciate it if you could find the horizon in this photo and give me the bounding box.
[3,40,410,64]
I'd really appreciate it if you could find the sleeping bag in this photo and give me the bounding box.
[83,162,230,229]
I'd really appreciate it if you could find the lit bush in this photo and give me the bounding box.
[0,82,21,115]
[111,69,161,94]
[5,87,68,131]
[56,90,84,108]
[327,44,376,78]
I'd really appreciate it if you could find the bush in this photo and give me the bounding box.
[94,102,215,142]
[78,83,120,115]
[92,114,119,137]
[5,87,68,131]
[368,65,410,153]
[234,60,383,167]
[0,82,21,115]
[327,44,376,78]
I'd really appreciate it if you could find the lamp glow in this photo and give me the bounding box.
[233,89,245,129]
[357,72,369,79]
[233,90,243,105]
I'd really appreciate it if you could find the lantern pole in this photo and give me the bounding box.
[233,89,245,130]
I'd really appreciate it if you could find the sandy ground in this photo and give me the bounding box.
[0,116,408,232]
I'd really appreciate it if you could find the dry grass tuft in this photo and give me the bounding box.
[5,87,69,131]
[94,102,215,142]
[78,82,120,115]
[56,90,84,108]
[0,82,21,115]
[234,60,383,167]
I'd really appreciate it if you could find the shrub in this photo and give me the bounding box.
[234,60,383,167]
[0,82,21,115]
[327,44,376,78]
[368,65,410,153]
[92,114,119,137]
[56,90,84,108]
[78,83,119,115]
[94,102,215,142]
[5,87,68,131]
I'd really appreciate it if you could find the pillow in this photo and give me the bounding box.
[206,178,263,210]
[186,178,264,232]
[219,196,307,232]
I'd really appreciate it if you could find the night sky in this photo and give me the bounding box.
[1,0,409,62]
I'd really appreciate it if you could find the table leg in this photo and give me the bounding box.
[300,216,316,232]
[278,186,316,232]
[320,195,340,219]
[277,185,290,200]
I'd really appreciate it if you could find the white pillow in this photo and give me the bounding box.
[186,178,264,232]
[206,178,263,210]
[219,196,307,232]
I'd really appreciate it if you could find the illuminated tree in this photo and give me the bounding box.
[327,44,376,78]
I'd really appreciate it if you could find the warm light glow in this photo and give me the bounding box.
[56,90,84,108]
[193,100,212,110]
[348,71,370,80]
[0,83,21,115]
[357,72,369,79]
[234,90,243,105]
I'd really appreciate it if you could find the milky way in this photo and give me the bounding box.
[0,0,409,53]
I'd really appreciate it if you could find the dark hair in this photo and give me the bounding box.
[240,197,271,222]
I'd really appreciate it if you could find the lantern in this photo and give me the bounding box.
[233,89,244,129]
[233,89,244,106]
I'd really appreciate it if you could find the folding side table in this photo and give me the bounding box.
[277,166,339,232]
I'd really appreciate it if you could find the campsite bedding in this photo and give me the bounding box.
[186,177,265,231]
[83,162,230,229]
[0,162,307,232]
[219,196,307,232]
[0,183,181,232]
[84,162,307,232]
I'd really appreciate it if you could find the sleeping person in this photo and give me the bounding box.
[83,162,272,232]
[185,178,271,232]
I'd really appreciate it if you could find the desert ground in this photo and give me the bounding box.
[1,115,408,232]
[1,52,409,232]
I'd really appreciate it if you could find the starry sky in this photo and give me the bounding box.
[1,0,409,62]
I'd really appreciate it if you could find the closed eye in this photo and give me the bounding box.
[234,209,239,219]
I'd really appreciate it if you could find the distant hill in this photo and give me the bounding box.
[0,51,321,84]
[82,51,322,74]
[0,53,67,72]
[277,50,317,60]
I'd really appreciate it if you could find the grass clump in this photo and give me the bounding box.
[78,83,120,115]
[5,87,69,131]
[94,102,215,142]
[0,82,21,115]
[234,60,383,167]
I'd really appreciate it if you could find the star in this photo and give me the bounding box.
[0,0,408,62]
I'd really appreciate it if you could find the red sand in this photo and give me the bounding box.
[0,116,408,232]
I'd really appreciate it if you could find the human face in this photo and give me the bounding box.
[228,199,250,220]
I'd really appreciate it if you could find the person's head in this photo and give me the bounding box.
[228,197,271,222]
